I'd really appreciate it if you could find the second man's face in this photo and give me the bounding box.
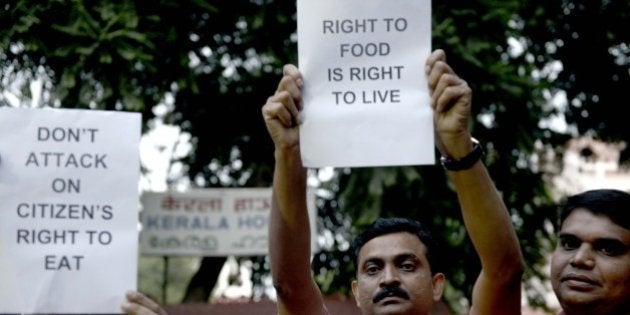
[351,232,444,315]
[550,208,630,314]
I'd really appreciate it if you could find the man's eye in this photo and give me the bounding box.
[560,238,580,250]
[597,243,626,256]
[365,265,380,275]
[400,263,415,271]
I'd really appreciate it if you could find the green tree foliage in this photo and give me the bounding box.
[517,0,630,159]
[1,0,294,302]
[2,0,627,311]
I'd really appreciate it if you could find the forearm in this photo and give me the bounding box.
[447,160,524,277]
[427,48,523,313]
[268,147,313,288]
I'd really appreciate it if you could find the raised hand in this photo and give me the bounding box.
[262,64,304,151]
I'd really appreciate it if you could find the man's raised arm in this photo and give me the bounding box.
[262,65,326,315]
[426,49,524,315]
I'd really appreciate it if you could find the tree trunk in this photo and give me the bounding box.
[181,256,227,303]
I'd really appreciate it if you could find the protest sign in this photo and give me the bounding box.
[140,188,317,256]
[0,107,140,313]
[297,0,433,167]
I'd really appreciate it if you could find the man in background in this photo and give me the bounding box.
[550,189,630,315]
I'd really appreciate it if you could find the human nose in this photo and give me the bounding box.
[570,243,595,269]
[379,264,401,287]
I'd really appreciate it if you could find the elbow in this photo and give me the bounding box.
[272,278,303,301]
[273,280,291,300]
[493,252,525,285]
[508,259,525,282]
[505,262,525,290]
[512,249,526,278]
[482,246,525,283]
[273,278,313,305]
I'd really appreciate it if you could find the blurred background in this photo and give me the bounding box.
[1,1,629,314]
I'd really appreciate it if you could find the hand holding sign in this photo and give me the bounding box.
[425,49,474,159]
[262,64,304,152]
[121,291,168,315]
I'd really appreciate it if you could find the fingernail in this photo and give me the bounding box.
[296,78,304,88]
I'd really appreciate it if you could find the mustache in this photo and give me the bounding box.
[372,285,410,303]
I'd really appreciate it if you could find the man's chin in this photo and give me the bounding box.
[558,291,606,313]
[557,285,602,304]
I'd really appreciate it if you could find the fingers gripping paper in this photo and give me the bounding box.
[297,0,433,168]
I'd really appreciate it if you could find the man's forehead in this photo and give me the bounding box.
[358,232,428,260]
[561,208,630,242]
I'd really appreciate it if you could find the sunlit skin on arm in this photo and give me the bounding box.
[263,65,325,315]
[426,49,525,315]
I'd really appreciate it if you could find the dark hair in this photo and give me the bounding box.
[351,217,441,274]
[560,189,630,230]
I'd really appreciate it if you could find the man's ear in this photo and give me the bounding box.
[431,273,446,302]
[351,280,361,307]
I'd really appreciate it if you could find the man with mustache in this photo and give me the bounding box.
[348,217,446,315]
[263,49,525,315]
[550,189,630,315]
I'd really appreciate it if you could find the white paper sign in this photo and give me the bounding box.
[140,188,317,256]
[0,107,141,314]
[298,0,434,167]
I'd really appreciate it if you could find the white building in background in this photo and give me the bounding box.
[554,137,630,194]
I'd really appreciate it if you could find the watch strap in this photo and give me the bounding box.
[440,140,484,171]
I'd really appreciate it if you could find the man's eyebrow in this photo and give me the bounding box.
[593,237,628,247]
[557,233,578,239]
[362,257,383,266]
[594,237,624,242]
[394,253,420,262]
[361,253,420,266]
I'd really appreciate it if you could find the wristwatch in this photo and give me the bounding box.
[440,138,484,171]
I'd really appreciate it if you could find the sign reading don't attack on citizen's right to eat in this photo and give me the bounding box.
[298,0,434,168]
[0,107,140,314]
